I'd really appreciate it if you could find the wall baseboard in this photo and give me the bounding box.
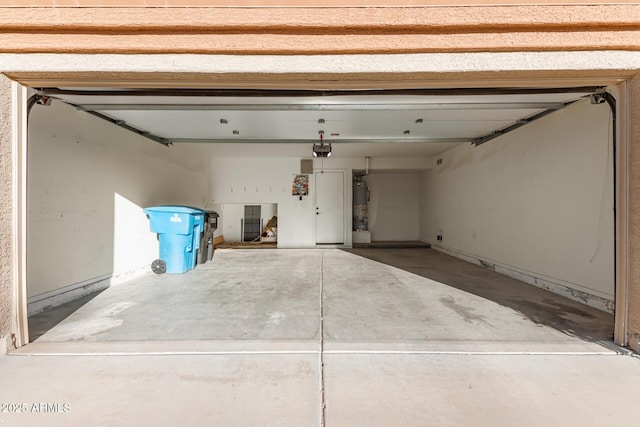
[431,244,615,314]
[27,266,150,316]
[27,274,112,316]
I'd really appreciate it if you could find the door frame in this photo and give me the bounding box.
[314,169,351,247]
[614,81,629,347]
[12,81,29,348]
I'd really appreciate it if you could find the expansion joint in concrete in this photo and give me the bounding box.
[319,249,326,427]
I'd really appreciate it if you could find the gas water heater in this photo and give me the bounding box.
[353,179,369,231]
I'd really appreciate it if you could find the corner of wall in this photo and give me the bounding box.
[27,100,210,300]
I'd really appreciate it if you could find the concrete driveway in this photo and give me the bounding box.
[2,248,638,426]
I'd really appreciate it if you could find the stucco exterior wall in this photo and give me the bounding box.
[0,74,14,354]
[628,73,640,350]
[3,0,640,6]
[1,5,640,54]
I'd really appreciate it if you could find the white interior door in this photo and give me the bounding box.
[315,171,344,244]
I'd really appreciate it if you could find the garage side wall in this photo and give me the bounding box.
[27,100,208,311]
[0,75,14,353]
[420,99,614,311]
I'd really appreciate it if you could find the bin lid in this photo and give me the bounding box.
[144,206,204,214]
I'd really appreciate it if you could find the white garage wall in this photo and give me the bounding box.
[207,157,316,247]
[27,101,208,309]
[220,204,245,242]
[420,99,615,311]
[206,156,430,247]
[364,172,421,241]
[219,203,277,242]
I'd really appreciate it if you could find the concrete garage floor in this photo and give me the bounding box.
[3,248,640,426]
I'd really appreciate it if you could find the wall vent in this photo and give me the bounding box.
[301,159,313,174]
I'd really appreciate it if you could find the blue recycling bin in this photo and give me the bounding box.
[144,206,205,274]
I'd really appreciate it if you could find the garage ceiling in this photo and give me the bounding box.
[38,87,603,158]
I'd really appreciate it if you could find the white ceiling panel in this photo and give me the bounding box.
[100,108,529,141]
[42,87,598,158]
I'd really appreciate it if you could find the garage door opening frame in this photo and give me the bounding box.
[5,72,632,350]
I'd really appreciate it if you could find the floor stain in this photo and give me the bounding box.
[541,299,597,319]
[506,299,610,339]
[439,296,487,324]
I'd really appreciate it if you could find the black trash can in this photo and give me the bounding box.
[198,210,219,264]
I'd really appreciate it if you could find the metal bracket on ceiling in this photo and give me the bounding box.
[83,109,173,147]
[590,87,609,105]
[28,91,172,147]
[31,88,172,147]
[471,105,569,147]
[35,94,52,106]
[27,93,53,117]
[471,86,608,147]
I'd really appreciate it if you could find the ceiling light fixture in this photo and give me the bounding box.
[312,133,332,157]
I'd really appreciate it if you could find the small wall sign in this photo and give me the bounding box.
[292,174,309,197]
